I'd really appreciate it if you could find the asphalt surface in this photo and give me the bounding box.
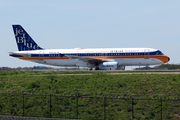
[108,72,180,75]
[41,71,180,76]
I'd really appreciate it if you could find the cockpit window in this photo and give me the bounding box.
[156,51,164,55]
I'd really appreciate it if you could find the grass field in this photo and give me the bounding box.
[0,71,180,119]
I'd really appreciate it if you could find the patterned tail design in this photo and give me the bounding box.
[12,25,43,51]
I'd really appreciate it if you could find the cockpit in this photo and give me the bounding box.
[156,51,164,55]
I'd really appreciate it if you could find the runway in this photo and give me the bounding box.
[108,72,180,75]
[34,71,180,76]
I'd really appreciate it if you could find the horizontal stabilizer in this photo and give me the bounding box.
[9,52,31,58]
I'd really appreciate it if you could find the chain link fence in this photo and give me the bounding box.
[0,93,180,119]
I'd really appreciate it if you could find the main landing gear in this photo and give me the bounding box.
[89,67,99,70]
[95,66,99,70]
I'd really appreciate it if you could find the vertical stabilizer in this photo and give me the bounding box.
[12,25,43,51]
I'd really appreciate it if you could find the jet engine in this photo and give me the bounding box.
[99,62,118,70]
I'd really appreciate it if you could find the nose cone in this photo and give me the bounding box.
[161,55,170,63]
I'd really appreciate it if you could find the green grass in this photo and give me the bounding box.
[0,71,180,119]
[0,71,180,96]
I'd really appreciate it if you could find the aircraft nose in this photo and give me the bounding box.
[168,57,170,62]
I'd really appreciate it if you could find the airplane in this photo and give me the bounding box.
[9,25,170,70]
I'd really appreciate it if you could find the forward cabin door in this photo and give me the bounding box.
[39,51,44,61]
[101,51,107,59]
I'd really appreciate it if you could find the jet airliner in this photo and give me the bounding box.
[9,25,170,70]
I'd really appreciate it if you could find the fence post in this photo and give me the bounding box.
[77,95,78,119]
[104,97,106,120]
[161,98,162,120]
[132,98,133,120]
[23,94,24,116]
[50,94,51,118]
[10,93,11,115]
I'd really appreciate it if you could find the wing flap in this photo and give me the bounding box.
[66,55,109,65]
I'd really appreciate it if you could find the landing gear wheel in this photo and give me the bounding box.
[95,67,99,70]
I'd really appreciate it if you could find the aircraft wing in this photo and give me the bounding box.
[66,55,110,66]
[9,52,31,58]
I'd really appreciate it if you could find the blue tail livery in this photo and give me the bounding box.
[12,25,43,51]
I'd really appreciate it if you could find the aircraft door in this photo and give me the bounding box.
[101,53,107,59]
[39,51,44,61]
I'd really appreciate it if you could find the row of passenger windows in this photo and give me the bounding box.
[47,52,163,57]
[65,53,144,56]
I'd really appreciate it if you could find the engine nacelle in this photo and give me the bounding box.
[99,62,118,70]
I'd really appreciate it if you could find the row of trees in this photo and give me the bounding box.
[158,64,180,70]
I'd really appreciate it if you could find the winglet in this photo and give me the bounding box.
[12,25,43,51]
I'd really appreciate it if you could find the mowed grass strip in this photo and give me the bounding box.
[0,71,180,96]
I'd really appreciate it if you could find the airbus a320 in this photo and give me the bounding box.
[9,25,170,70]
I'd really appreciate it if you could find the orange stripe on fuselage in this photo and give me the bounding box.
[18,55,169,63]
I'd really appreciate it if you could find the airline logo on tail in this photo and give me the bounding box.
[12,25,43,51]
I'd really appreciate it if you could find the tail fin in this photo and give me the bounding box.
[12,25,43,51]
